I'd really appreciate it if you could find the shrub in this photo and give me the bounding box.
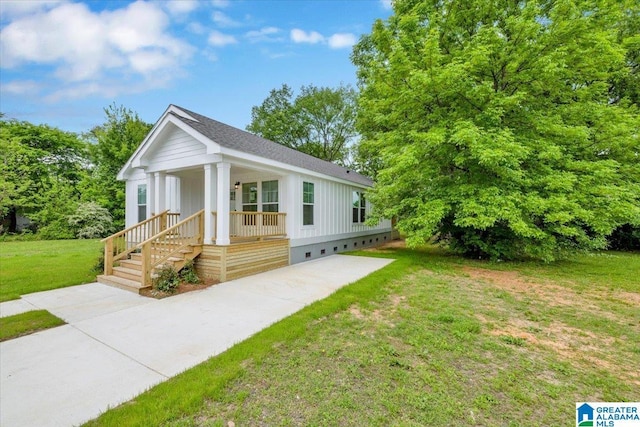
[68,202,114,239]
[153,265,180,293]
[179,260,200,284]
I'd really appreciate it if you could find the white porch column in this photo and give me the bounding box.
[146,173,155,218]
[154,172,166,214]
[216,162,231,245]
[203,164,217,244]
[284,174,297,238]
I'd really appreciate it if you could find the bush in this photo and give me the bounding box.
[153,265,180,293]
[179,260,200,284]
[68,202,114,239]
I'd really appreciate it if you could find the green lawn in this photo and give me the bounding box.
[84,245,640,427]
[0,239,102,302]
[0,310,66,341]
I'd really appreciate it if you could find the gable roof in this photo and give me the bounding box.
[166,105,373,187]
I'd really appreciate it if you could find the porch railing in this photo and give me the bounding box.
[210,211,287,241]
[167,212,181,228]
[230,211,287,239]
[139,209,204,286]
[102,210,172,275]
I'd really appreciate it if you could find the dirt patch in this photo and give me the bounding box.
[461,266,616,313]
[140,279,218,299]
[347,294,406,326]
[466,267,639,386]
[613,291,640,306]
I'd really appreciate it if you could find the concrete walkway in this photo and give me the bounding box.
[0,255,393,427]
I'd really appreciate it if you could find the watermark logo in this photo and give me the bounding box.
[576,402,640,427]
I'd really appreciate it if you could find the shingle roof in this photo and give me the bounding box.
[170,105,373,187]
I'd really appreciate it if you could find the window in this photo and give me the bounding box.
[242,182,258,212]
[353,191,366,223]
[137,184,147,222]
[303,181,314,225]
[261,180,278,212]
[230,190,236,211]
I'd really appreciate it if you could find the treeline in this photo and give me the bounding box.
[0,104,151,240]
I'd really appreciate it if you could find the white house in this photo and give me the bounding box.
[98,105,392,293]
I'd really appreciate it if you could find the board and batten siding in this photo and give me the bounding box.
[288,174,392,247]
[142,124,211,173]
[124,169,180,229]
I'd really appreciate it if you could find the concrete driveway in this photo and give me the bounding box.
[0,254,393,427]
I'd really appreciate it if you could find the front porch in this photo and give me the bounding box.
[98,209,289,293]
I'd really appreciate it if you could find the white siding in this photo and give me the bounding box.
[125,170,146,229]
[180,173,205,218]
[143,125,208,172]
[125,171,180,228]
[288,174,391,247]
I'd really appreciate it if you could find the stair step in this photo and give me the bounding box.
[119,259,142,271]
[97,275,150,294]
[113,266,143,282]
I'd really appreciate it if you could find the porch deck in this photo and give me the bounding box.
[98,210,289,293]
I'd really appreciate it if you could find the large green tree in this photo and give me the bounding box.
[0,119,88,236]
[247,84,358,165]
[353,0,640,261]
[82,104,152,229]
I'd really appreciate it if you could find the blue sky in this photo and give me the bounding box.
[0,0,392,134]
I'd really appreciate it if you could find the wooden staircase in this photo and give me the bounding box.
[97,243,203,294]
[97,210,205,294]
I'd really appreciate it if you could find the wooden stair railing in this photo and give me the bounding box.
[139,210,204,287]
[101,210,171,276]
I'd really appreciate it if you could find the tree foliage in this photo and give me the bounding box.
[83,104,152,229]
[247,84,358,165]
[0,119,88,235]
[68,202,114,239]
[354,0,640,261]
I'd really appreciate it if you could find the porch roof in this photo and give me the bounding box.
[169,105,373,187]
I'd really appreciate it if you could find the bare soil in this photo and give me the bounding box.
[463,266,640,386]
[140,279,218,299]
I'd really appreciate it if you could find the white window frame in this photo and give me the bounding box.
[303,181,314,226]
[137,184,147,222]
[352,191,366,224]
[261,180,279,213]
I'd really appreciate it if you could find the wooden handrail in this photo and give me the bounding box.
[102,210,170,275]
[101,210,169,243]
[138,209,204,247]
[139,210,204,286]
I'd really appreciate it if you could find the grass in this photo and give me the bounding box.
[84,245,640,427]
[0,239,101,302]
[0,310,66,342]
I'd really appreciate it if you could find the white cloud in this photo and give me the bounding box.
[187,22,206,34]
[211,0,229,8]
[246,26,281,43]
[208,30,237,46]
[0,1,193,100]
[163,0,199,15]
[328,33,357,49]
[290,28,324,44]
[0,0,63,20]
[212,10,240,27]
[380,0,392,10]
[1,80,41,95]
[290,29,357,49]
